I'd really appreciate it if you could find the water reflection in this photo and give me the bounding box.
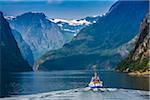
[0,70,149,97]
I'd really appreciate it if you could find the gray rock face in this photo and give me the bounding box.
[37,1,149,70]
[116,12,150,72]
[8,12,65,62]
[0,12,32,72]
[7,12,99,65]
[11,30,34,65]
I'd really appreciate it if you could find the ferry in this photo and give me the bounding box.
[88,72,103,91]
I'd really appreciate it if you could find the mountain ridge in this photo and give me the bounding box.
[8,12,65,64]
[7,12,99,65]
[0,12,32,72]
[116,12,150,72]
[36,1,149,71]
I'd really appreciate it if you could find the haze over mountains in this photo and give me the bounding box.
[36,1,149,71]
[6,13,98,65]
[1,1,149,72]
[7,13,65,65]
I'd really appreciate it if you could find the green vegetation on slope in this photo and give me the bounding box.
[37,1,149,71]
[116,12,150,72]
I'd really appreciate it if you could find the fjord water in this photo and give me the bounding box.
[1,70,149,97]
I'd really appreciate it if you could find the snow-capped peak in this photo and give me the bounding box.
[4,16,16,20]
[49,19,91,26]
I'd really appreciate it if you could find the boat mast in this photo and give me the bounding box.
[92,65,98,76]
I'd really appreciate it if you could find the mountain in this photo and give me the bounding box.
[116,12,150,72]
[36,1,149,71]
[49,16,99,42]
[8,12,66,63]
[0,12,32,72]
[7,13,99,65]
[116,33,140,58]
[12,30,34,65]
[83,15,101,23]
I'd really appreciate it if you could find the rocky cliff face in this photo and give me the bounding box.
[116,12,150,72]
[11,29,34,65]
[8,12,66,63]
[0,12,32,72]
[36,1,149,71]
[7,12,99,65]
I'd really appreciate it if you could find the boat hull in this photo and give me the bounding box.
[89,86,103,88]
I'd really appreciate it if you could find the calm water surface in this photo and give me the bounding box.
[0,70,149,97]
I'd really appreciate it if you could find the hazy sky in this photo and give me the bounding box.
[0,0,117,19]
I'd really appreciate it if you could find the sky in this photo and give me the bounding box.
[0,0,117,19]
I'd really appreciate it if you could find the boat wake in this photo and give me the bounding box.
[1,88,149,100]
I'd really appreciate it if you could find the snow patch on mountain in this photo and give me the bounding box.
[63,28,77,33]
[4,16,16,20]
[49,19,91,26]
[6,13,100,65]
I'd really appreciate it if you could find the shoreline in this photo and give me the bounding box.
[128,71,150,77]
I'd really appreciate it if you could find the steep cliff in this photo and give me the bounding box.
[0,12,32,72]
[7,13,99,65]
[37,1,149,71]
[8,12,65,62]
[116,12,150,72]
